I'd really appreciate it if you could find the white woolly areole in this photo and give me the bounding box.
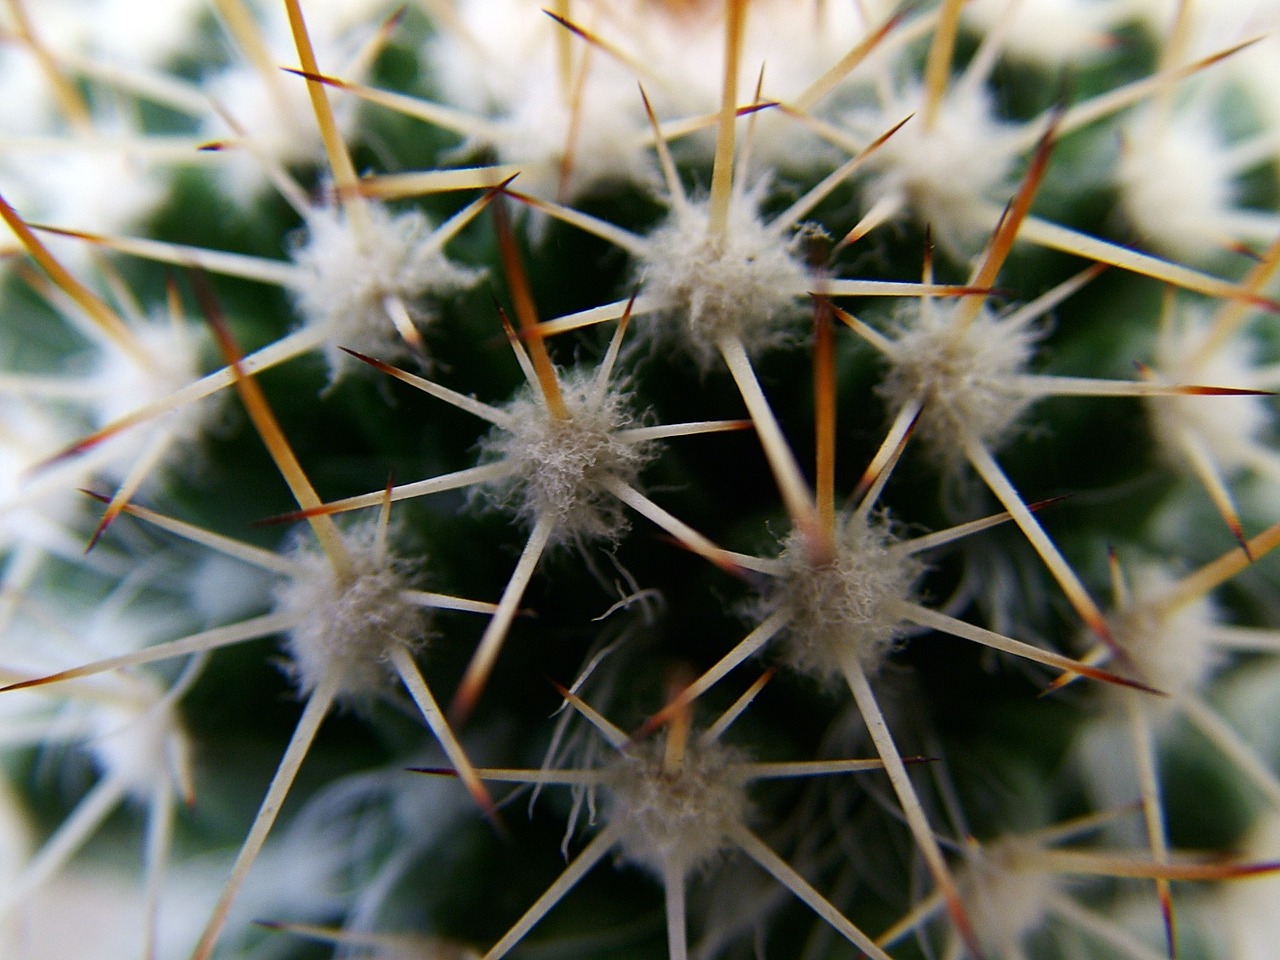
[0,397,90,546]
[1126,0,1280,61]
[288,203,481,381]
[188,552,276,625]
[88,319,213,481]
[86,0,205,67]
[1074,711,1137,813]
[0,2,89,135]
[427,0,873,197]
[633,192,812,368]
[202,62,356,199]
[1145,307,1271,475]
[6,149,168,248]
[1221,810,1280,960]
[604,735,749,878]
[431,0,873,122]
[474,373,657,544]
[483,73,655,202]
[86,675,192,801]
[198,4,375,198]
[963,0,1125,66]
[960,835,1059,957]
[759,516,920,683]
[425,0,651,201]
[0,778,31,887]
[273,523,426,698]
[878,300,1040,464]
[843,84,1022,255]
[1117,105,1246,262]
[1102,563,1221,718]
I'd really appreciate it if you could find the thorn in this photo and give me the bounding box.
[1159,883,1176,959]
[554,18,592,201]
[921,0,964,129]
[1227,240,1264,262]
[850,402,921,509]
[737,100,779,119]
[541,8,591,45]
[549,679,628,748]
[639,84,686,208]
[791,6,908,111]
[650,533,754,582]
[251,506,321,526]
[84,498,122,553]
[1,195,150,368]
[813,296,837,547]
[942,886,986,960]
[1107,544,1128,609]
[662,665,695,773]
[1228,516,1255,564]
[491,194,567,418]
[378,5,408,39]
[1037,647,1166,698]
[1025,494,1071,513]
[280,65,345,89]
[339,345,401,377]
[0,672,68,694]
[958,106,1061,329]
[188,269,351,575]
[1171,385,1275,398]
[708,0,748,239]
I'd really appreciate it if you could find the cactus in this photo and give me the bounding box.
[3,1,1280,958]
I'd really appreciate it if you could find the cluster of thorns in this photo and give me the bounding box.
[5,1,1280,958]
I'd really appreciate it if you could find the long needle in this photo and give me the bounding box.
[190,672,340,960]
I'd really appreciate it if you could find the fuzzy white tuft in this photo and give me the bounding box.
[187,552,275,625]
[201,65,359,201]
[1074,713,1138,815]
[0,782,32,956]
[878,300,1040,464]
[288,202,481,381]
[0,778,32,887]
[843,85,1023,255]
[0,397,90,547]
[759,515,920,683]
[426,0,871,200]
[424,0,648,200]
[5,866,150,960]
[85,674,192,800]
[1144,305,1272,476]
[89,319,212,458]
[475,373,657,545]
[274,521,426,699]
[1220,810,1280,960]
[197,3,380,199]
[0,2,88,135]
[482,76,655,203]
[1217,657,1280,762]
[1117,105,1250,262]
[963,0,1125,67]
[87,0,205,68]
[605,734,749,879]
[1104,562,1221,714]
[960,834,1060,957]
[1125,0,1280,61]
[7,149,168,248]
[633,190,812,368]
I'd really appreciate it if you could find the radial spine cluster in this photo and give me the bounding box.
[3,2,1280,960]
